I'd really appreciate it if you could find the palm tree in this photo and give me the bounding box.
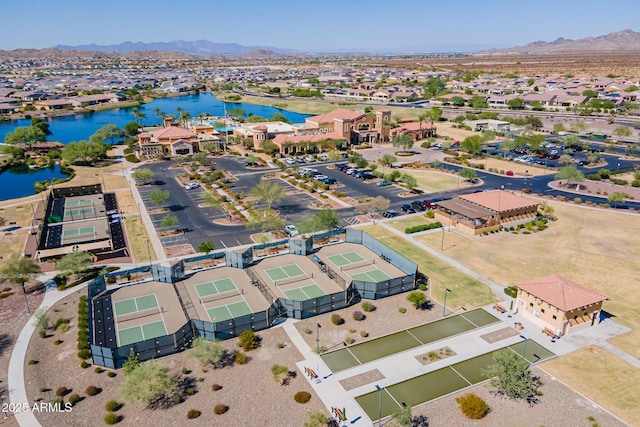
[0,254,42,313]
[153,108,165,125]
[249,181,286,212]
[175,107,184,125]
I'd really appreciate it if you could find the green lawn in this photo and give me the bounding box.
[362,226,497,308]
[399,169,472,193]
[385,215,435,233]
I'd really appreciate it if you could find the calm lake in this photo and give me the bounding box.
[0,94,310,201]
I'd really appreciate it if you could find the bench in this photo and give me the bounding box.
[542,327,558,339]
[268,247,279,255]
[493,303,507,314]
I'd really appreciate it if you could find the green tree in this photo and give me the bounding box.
[0,254,41,312]
[30,117,52,136]
[246,208,285,237]
[298,208,340,234]
[159,214,178,229]
[61,141,109,165]
[186,337,225,367]
[460,135,483,155]
[608,192,626,208]
[90,124,124,144]
[197,242,215,254]
[450,96,466,106]
[558,154,573,166]
[460,168,478,181]
[553,123,566,134]
[401,174,417,192]
[228,107,246,119]
[119,360,178,405]
[482,348,537,403]
[4,126,46,145]
[124,121,140,136]
[613,126,632,139]
[392,404,414,427]
[131,108,146,126]
[148,189,171,208]
[122,349,140,375]
[0,216,5,226]
[407,290,426,309]
[392,134,414,153]
[570,121,587,134]
[271,364,290,385]
[56,250,92,279]
[507,98,524,109]
[379,153,397,174]
[470,96,488,109]
[528,134,546,151]
[249,181,286,212]
[582,90,598,98]
[131,168,155,185]
[326,149,342,161]
[555,165,585,189]
[238,330,261,351]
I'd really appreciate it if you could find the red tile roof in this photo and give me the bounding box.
[152,126,196,140]
[272,132,344,145]
[306,109,365,125]
[516,274,608,312]
[460,190,538,212]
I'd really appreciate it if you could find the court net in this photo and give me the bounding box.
[275,273,313,287]
[116,306,162,323]
[200,289,242,305]
[340,259,374,271]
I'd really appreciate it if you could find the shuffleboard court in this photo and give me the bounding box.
[118,320,168,346]
[355,339,555,420]
[321,309,499,372]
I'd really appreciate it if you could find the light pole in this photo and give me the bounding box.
[316,323,321,354]
[375,384,383,427]
[443,288,452,317]
[520,334,528,361]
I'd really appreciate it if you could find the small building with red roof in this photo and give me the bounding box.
[515,274,608,336]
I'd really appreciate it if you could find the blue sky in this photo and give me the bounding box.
[2,0,639,52]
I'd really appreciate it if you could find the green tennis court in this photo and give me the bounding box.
[264,264,305,281]
[118,320,168,346]
[350,268,392,282]
[114,294,159,316]
[66,199,92,208]
[321,309,499,372]
[62,226,96,238]
[195,278,237,298]
[65,207,95,216]
[207,300,253,323]
[283,284,327,301]
[356,339,555,420]
[327,251,365,267]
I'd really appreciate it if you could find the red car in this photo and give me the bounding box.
[505,170,514,176]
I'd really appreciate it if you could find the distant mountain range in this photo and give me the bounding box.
[479,29,640,54]
[54,40,300,56]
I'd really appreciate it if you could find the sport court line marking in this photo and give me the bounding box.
[405,329,424,345]
[505,343,530,363]
[459,312,479,328]
[449,365,473,386]
[384,387,404,412]
[346,347,362,365]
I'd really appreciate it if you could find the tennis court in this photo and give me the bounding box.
[65,199,92,208]
[327,251,366,267]
[118,320,168,346]
[321,309,499,372]
[356,339,555,420]
[282,283,327,301]
[62,225,96,240]
[195,277,238,301]
[264,264,306,282]
[349,268,391,282]
[114,293,159,316]
[65,206,95,216]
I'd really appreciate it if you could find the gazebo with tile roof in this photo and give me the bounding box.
[515,273,608,337]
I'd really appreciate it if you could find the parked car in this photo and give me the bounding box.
[285,158,296,165]
[381,210,399,218]
[184,183,200,190]
[319,154,329,161]
[314,175,329,181]
[346,168,358,175]
[341,153,349,158]
[336,164,349,172]
[284,225,299,237]
[304,155,316,162]
[376,180,392,187]
[400,204,416,214]
[321,177,337,185]
[411,200,426,212]
[576,160,589,166]
[296,157,305,164]
[422,200,437,209]
[505,170,514,176]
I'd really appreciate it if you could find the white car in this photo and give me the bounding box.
[285,158,296,165]
[184,183,200,190]
[284,224,299,237]
[304,155,316,162]
[314,175,328,181]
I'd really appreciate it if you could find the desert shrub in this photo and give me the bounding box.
[237,330,261,351]
[95,367,104,374]
[425,210,435,218]
[352,310,365,321]
[303,328,313,335]
[78,349,92,359]
[211,384,222,391]
[55,318,69,327]
[80,361,90,369]
[405,222,443,233]
[85,385,100,396]
[185,387,197,396]
[181,367,191,375]
[235,351,248,365]
[187,409,201,419]
[398,307,407,313]
[294,391,312,404]
[105,400,122,412]
[418,283,427,291]
[53,339,62,345]
[56,386,70,397]
[67,393,80,405]
[361,301,375,312]
[360,331,369,338]
[345,337,355,345]
[104,412,121,424]
[276,341,286,349]
[213,404,228,415]
[52,397,63,407]
[39,330,47,338]
[107,371,116,378]
[38,387,49,393]
[456,393,489,419]
[348,328,356,334]
[331,314,344,325]
[28,359,38,365]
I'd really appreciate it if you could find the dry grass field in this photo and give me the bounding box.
[543,345,640,424]
[0,201,39,268]
[362,225,497,309]
[482,156,556,177]
[398,169,473,193]
[123,216,157,262]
